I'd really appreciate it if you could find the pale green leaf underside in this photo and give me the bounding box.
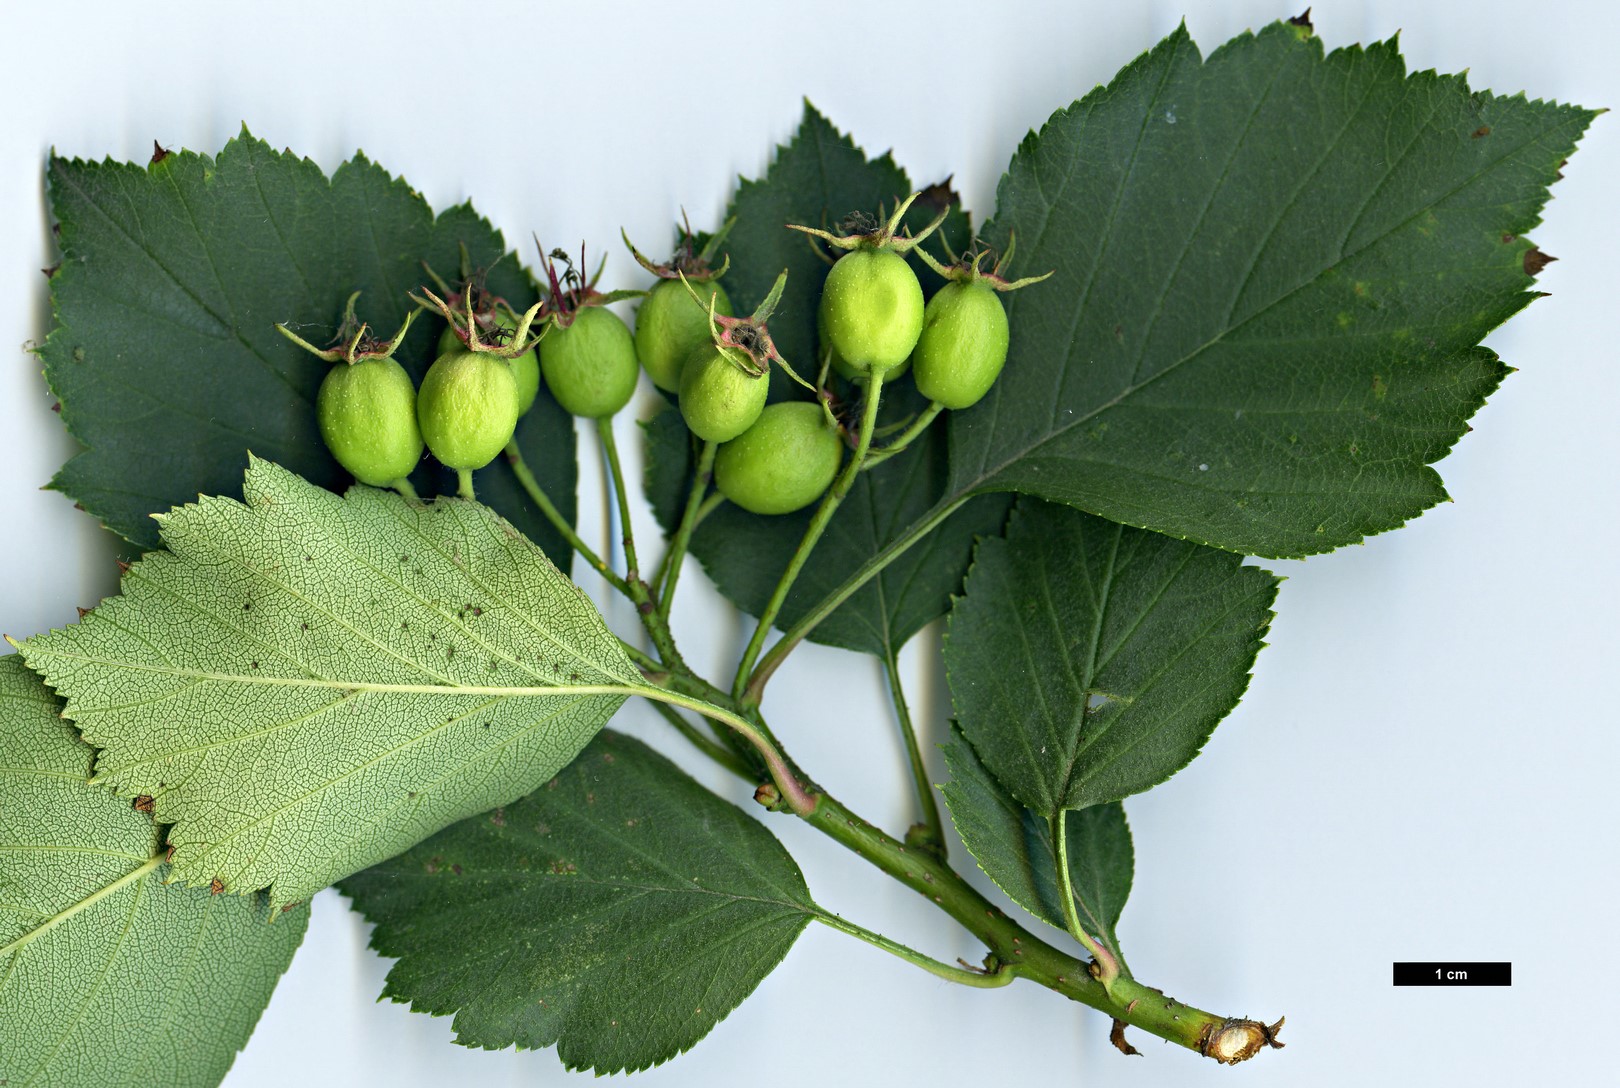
[940,728,1132,966]
[17,460,638,906]
[0,656,306,1088]
[340,730,815,1075]
[955,21,1595,557]
[945,500,1277,816]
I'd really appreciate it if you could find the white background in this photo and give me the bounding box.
[2,1,1617,1085]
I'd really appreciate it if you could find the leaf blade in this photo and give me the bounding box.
[0,655,307,1088]
[940,728,1132,966]
[339,729,815,1075]
[40,131,577,562]
[17,459,637,905]
[944,499,1278,816]
[949,22,1595,557]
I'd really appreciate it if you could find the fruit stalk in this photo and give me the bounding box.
[748,492,968,696]
[504,441,632,597]
[734,371,887,702]
[654,440,717,617]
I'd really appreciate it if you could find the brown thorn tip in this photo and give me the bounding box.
[1109,1019,1142,1057]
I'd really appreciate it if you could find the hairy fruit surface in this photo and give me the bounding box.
[316,356,423,486]
[715,401,843,515]
[818,248,924,376]
[539,306,640,418]
[415,350,520,470]
[637,279,734,392]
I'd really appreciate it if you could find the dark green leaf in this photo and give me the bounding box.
[644,391,1009,658]
[41,130,575,561]
[942,21,1595,558]
[0,656,307,1087]
[940,727,1131,966]
[639,104,991,658]
[339,730,816,1075]
[17,459,637,906]
[945,499,1277,815]
[718,102,970,401]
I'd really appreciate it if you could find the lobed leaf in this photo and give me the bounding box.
[0,655,306,1088]
[340,730,816,1075]
[16,459,638,906]
[41,130,576,561]
[949,21,1596,558]
[940,726,1132,966]
[945,499,1278,816]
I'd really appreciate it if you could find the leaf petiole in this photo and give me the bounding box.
[748,493,969,696]
[883,647,946,858]
[1053,810,1120,989]
[812,909,1013,988]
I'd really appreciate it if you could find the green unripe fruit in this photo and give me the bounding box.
[715,401,844,515]
[818,247,924,376]
[822,307,908,384]
[438,312,541,416]
[416,349,520,470]
[538,306,640,418]
[316,356,423,487]
[910,280,1011,410]
[679,345,768,443]
[635,278,733,392]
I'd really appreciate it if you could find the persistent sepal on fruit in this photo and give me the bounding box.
[677,269,800,443]
[909,238,1053,410]
[276,292,424,488]
[715,401,844,515]
[624,222,736,392]
[534,245,642,419]
[791,192,947,378]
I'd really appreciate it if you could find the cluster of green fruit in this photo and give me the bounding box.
[283,198,1039,516]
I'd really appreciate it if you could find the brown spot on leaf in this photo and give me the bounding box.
[151,140,171,164]
[76,606,91,620]
[1110,1019,1142,1057]
[451,863,463,876]
[1502,233,1517,244]
[209,877,225,895]
[42,263,60,279]
[132,795,155,814]
[1524,248,1556,277]
[1472,125,1491,138]
[914,176,962,215]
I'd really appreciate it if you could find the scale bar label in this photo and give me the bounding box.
[1393,962,1511,986]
